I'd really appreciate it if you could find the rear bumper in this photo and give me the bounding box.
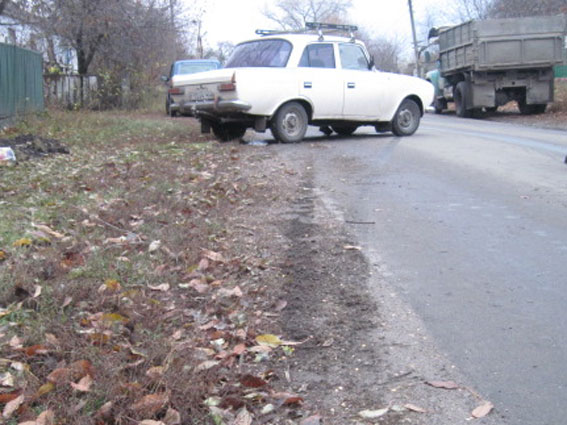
[170,98,252,116]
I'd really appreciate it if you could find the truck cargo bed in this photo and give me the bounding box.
[439,15,566,73]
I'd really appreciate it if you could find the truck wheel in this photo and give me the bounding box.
[331,125,358,136]
[212,123,246,142]
[454,82,471,118]
[271,102,308,143]
[391,99,420,137]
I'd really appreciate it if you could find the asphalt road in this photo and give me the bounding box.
[266,114,567,425]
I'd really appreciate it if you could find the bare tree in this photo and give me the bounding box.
[451,0,493,20]
[488,0,567,17]
[6,0,193,107]
[361,34,403,73]
[0,0,9,15]
[263,0,353,30]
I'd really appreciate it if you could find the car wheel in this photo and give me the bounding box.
[271,102,308,143]
[519,101,546,115]
[165,97,170,115]
[331,124,358,136]
[454,82,471,118]
[433,98,446,114]
[212,123,246,142]
[391,99,421,137]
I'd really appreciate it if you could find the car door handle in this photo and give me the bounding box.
[347,82,356,89]
[304,82,312,89]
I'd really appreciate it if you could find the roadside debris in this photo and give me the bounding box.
[0,134,69,161]
[0,147,16,164]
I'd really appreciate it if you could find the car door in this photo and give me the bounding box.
[339,43,387,119]
[297,43,344,119]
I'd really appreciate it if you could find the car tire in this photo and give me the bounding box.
[271,102,308,143]
[433,98,446,114]
[165,97,170,115]
[331,125,358,136]
[391,99,421,137]
[454,82,471,118]
[519,101,546,115]
[212,123,247,142]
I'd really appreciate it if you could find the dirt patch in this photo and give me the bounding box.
[0,133,69,161]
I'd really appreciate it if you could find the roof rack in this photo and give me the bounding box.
[255,21,359,41]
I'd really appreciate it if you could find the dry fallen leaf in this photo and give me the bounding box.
[149,283,170,292]
[36,408,56,425]
[130,393,169,417]
[146,366,164,380]
[425,380,460,390]
[232,343,246,356]
[12,238,32,248]
[148,240,161,252]
[34,225,64,239]
[0,372,14,387]
[358,408,389,419]
[231,408,252,425]
[275,299,287,311]
[163,407,181,425]
[196,361,219,371]
[33,285,42,298]
[9,336,23,349]
[139,421,165,425]
[255,334,282,348]
[300,415,322,425]
[47,368,71,385]
[202,249,224,262]
[239,374,267,388]
[23,344,49,356]
[0,390,22,405]
[70,375,93,392]
[472,401,494,418]
[70,360,95,380]
[404,403,428,413]
[3,393,24,418]
[344,244,362,251]
[35,382,55,398]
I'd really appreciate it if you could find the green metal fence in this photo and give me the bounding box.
[555,65,567,79]
[0,43,44,121]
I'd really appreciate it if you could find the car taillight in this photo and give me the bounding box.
[218,72,236,92]
[218,82,235,91]
[168,87,184,95]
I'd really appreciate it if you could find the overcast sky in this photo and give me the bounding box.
[198,0,455,52]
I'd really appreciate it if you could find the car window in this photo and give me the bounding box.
[339,44,369,71]
[225,40,292,68]
[175,62,219,75]
[299,44,335,68]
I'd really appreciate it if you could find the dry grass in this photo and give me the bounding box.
[0,110,292,424]
[549,79,567,113]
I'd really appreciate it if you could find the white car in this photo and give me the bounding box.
[170,23,434,143]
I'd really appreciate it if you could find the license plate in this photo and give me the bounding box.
[189,88,214,102]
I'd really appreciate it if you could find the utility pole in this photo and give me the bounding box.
[408,0,421,77]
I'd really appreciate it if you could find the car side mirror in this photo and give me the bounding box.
[160,75,169,82]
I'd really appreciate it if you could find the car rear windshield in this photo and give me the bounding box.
[175,62,219,75]
[225,39,292,68]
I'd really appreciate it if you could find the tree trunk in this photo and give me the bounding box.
[0,0,9,15]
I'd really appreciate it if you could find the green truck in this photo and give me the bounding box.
[426,15,566,117]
